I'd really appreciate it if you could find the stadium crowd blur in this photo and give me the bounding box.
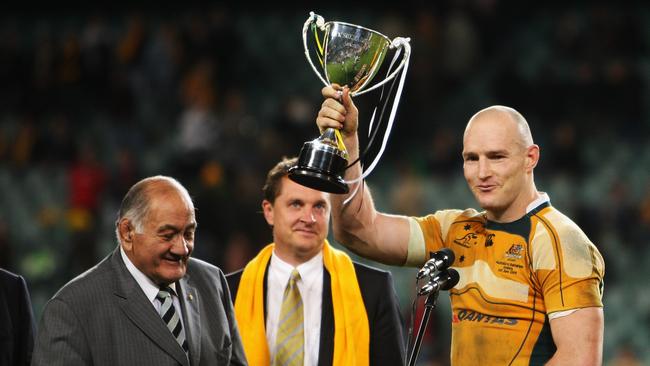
[1,2,648,365]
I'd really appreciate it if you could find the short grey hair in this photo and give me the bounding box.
[115,175,193,242]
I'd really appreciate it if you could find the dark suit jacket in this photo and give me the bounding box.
[226,260,405,366]
[0,268,36,366]
[32,247,247,366]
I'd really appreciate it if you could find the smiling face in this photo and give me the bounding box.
[462,107,539,222]
[263,177,330,266]
[119,181,196,286]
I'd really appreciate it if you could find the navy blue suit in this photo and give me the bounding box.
[0,268,36,366]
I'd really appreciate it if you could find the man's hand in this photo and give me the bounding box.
[317,84,359,136]
[314,85,410,266]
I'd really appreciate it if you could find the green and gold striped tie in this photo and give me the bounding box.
[273,269,304,366]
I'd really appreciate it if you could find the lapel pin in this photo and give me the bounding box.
[188,293,194,301]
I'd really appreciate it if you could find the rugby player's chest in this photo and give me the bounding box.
[449,225,530,281]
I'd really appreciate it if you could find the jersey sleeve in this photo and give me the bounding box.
[406,209,464,266]
[530,211,605,314]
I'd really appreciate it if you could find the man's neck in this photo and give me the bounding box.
[487,188,542,223]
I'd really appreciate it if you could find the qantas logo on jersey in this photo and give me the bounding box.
[453,310,519,326]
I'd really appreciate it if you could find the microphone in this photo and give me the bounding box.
[416,248,455,280]
[418,268,460,296]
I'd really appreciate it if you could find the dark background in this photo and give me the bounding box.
[1,2,648,364]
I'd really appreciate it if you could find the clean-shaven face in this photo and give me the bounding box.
[462,112,532,221]
[127,188,196,286]
[263,177,330,264]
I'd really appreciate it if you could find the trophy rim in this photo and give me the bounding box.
[324,20,392,44]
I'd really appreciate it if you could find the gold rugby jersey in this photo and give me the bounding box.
[410,195,604,365]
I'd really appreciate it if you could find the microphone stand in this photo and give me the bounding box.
[407,288,440,366]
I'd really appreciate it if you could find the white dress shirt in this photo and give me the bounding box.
[120,247,186,330]
[266,251,323,366]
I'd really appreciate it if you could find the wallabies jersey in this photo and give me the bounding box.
[407,194,604,365]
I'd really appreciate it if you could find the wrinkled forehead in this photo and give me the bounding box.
[147,184,196,220]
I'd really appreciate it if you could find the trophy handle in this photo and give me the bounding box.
[341,36,411,198]
[351,37,411,97]
[303,12,330,88]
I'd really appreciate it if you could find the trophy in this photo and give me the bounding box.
[288,12,411,194]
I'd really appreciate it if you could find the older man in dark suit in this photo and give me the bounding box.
[227,157,405,366]
[32,176,247,366]
[0,268,36,366]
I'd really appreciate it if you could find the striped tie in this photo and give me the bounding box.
[156,287,189,353]
[273,269,304,366]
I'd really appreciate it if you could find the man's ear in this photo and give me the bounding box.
[526,144,540,172]
[118,219,134,250]
[262,200,274,227]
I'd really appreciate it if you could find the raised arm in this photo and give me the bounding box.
[317,85,410,265]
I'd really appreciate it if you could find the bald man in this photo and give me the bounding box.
[32,176,247,366]
[313,85,605,365]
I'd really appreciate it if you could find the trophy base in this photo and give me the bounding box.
[288,140,350,194]
[288,168,349,194]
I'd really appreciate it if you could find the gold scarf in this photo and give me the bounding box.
[233,241,370,366]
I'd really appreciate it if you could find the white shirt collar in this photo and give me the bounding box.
[526,192,550,213]
[270,249,323,288]
[120,246,178,304]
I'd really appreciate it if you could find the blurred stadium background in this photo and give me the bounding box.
[1,2,648,365]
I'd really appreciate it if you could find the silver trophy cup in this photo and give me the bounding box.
[289,11,410,194]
